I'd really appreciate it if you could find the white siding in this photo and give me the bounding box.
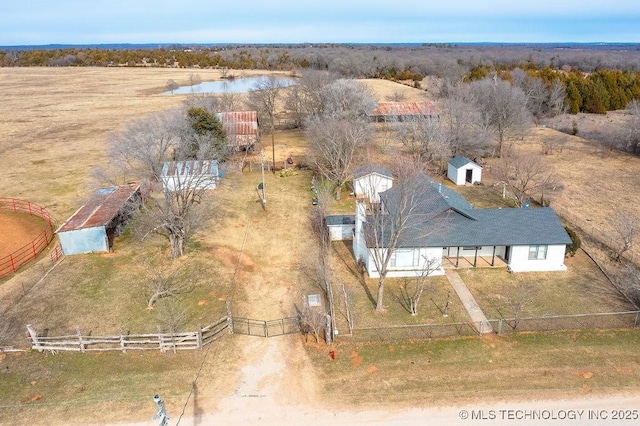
[508,244,567,272]
[354,173,393,203]
[328,224,354,241]
[447,163,482,186]
[161,174,217,191]
[365,247,444,278]
[58,227,109,255]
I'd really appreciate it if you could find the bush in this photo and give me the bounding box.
[564,226,581,257]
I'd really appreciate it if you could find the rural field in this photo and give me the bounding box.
[1,68,640,424]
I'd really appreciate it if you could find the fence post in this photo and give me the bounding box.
[26,324,42,352]
[478,321,483,335]
[119,328,127,353]
[196,326,203,350]
[226,300,233,334]
[77,327,85,353]
[497,319,503,335]
[634,312,639,328]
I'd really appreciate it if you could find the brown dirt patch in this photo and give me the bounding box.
[209,245,257,273]
[350,350,364,367]
[0,211,49,259]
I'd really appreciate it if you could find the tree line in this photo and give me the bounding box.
[3,44,640,113]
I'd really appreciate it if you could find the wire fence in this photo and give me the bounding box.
[553,204,637,265]
[0,198,55,278]
[344,310,640,343]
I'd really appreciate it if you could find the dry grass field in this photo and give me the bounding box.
[1,68,640,424]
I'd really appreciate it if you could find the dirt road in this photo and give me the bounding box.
[122,333,640,426]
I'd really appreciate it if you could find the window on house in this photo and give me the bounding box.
[390,249,420,267]
[528,245,548,260]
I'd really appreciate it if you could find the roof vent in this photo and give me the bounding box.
[438,183,442,193]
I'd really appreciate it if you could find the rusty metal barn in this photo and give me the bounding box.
[369,101,440,122]
[56,183,141,255]
[216,110,260,150]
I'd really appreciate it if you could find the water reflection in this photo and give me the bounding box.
[164,76,296,95]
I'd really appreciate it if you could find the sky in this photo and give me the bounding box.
[1,0,640,46]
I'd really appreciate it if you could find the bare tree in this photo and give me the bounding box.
[166,79,178,93]
[361,161,449,312]
[247,76,287,171]
[621,99,640,154]
[109,109,225,258]
[322,79,375,120]
[470,77,531,157]
[305,116,372,200]
[440,82,493,159]
[506,282,534,329]
[146,262,194,308]
[299,299,329,344]
[109,110,177,180]
[386,90,407,102]
[393,115,449,168]
[284,70,339,125]
[340,283,355,335]
[399,256,441,315]
[496,152,561,208]
[611,211,638,262]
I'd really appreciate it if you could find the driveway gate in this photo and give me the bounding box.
[231,316,301,337]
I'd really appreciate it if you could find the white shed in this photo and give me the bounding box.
[447,156,482,186]
[352,164,393,203]
[56,183,141,255]
[326,215,355,241]
[161,160,220,191]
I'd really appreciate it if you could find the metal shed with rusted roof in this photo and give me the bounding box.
[56,183,141,255]
[215,110,260,150]
[369,101,439,122]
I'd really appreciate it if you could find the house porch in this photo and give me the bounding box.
[442,246,508,270]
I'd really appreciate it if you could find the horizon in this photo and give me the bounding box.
[1,1,639,46]
[3,41,640,50]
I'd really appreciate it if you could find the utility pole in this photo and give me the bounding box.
[152,394,169,426]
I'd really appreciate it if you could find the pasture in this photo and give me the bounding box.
[1,67,639,424]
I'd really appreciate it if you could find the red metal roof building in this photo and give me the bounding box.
[216,111,260,150]
[56,183,141,255]
[369,101,440,122]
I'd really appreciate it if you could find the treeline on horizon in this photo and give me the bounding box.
[2,43,640,114]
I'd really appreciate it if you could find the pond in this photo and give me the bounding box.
[164,76,297,95]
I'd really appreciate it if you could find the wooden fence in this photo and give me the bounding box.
[26,317,230,353]
[0,198,55,278]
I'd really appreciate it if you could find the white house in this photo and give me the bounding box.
[352,164,393,203]
[56,183,141,255]
[352,173,571,278]
[447,156,482,186]
[161,160,220,191]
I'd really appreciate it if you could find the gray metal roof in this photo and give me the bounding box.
[326,215,355,226]
[353,163,393,179]
[379,175,475,220]
[448,155,481,169]
[369,175,570,249]
[409,207,572,248]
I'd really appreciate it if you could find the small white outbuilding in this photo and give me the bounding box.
[161,160,220,191]
[447,156,482,186]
